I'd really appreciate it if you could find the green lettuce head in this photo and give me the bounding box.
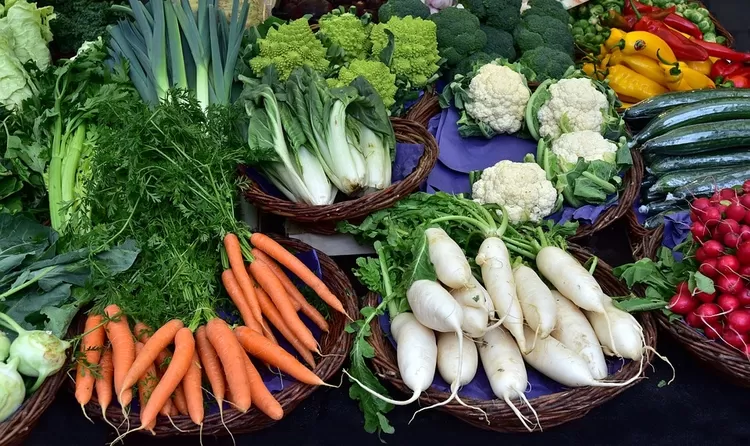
[2,0,55,70]
[0,23,32,110]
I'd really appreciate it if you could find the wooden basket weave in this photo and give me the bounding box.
[241,118,438,235]
[639,227,750,387]
[404,92,643,242]
[366,244,657,432]
[0,369,67,446]
[69,236,357,436]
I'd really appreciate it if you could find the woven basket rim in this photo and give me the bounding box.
[404,92,642,241]
[68,235,357,436]
[365,243,657,432]
[241,117,438,226]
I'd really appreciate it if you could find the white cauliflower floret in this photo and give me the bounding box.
[551,130,618,166]
[472,160,557,224]
[465,64,531,135]
[537,78,609,139]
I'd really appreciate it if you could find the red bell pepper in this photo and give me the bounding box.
[634,17,709,61]
[692,39,750,62]
[612,9,671,31]
[725,74,750,88]
[710,60,742,80]
[624,0,656,15]
[663,13,703,39]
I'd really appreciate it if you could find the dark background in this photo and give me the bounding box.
[25,1,750,444]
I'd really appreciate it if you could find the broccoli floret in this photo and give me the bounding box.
[513,14,574,56]
[448,51,497,80]
[460,0,522,32]
[429,7,487,67]
[518,46,574,82]
[378,0,431,22]
[523,0,571,26]
[480,25,516,61]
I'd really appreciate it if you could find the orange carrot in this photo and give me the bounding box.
[206,318,251,412]
[183,352,204,425]
[195,326,225,405]
[140,328,194,429]
[95,347,114,415]
[135,321,173,414]
[133,322,153,343]
[121,319,184,398]
[155,349,184,415]
[235,326,324,386]
[250,233,347,317]
[75,314,105,407]
[172,385,189,415]
[134,342,158,432]
[104,304,136,407]
[242,354,283,420]
[224,234,263,325]
[222,269,263,335]
[253,281,316,368]
[249,261,317,352]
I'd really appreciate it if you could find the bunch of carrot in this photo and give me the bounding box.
[73,232,349,435]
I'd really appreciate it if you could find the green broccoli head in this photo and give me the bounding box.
[460,0,522,32]
[331,59,397,109]
[518,46,574,82]
[370,16,441,87]
[378,0,431,22]
[480,25,516,61]
[448,51,497,81]
[523,0,572,26]
[513,14,574,56]
[429,7,487,67]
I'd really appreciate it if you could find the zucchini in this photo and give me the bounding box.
[634,98,750,145]
[671,168,750,199]
[624,89,750,122]
[648,165,750,195]
[640,120,750,156]
[643,189,666,204]
[639,199,687,217]
[644,208,690,229]
[647,149,750,174]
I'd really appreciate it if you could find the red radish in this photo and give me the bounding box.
[741,194,750,209]
[727,309,750,333]
[684,312,703,328]
[694,291,716,303]
[737,287,750,306]
[695,248,708,263]
[717,273,743,294]
[704,324,723,340]
[667,294,699,315]
[698,258,719,278]
[737,243,750,265]
[691,222,709,241]
[717,294,741,313]
[739,225,750,241]
[743,180,750,194]
[692,197,712,210]
[720,188,737,200]
[701,240,724,258]
[695,303,723,326]
[702,207,722,227]
[676,282,689,296]
[724,232,741,248]
[726,204,747,222]
[717,255,740,274]
[739,265,750,277]
[717,219,740,236]
[712,230,724,242]
[722,329,749,350]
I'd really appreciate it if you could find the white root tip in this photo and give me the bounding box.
[593,350,646,388]
[455,395,489,424]
[81,405,93,424]
[342,370,422,406]
[644,345,675,385]
[520,393,541,432]
[504,395,535,432]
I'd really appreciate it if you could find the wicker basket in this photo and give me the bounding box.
[639,227,750,387]
[404,92,643,242]
[242,118,438,234]
[71,236,357,436]
[366,244,657,433]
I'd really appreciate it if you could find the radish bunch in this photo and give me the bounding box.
[670,183,750,353]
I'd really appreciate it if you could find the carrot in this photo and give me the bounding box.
[155,349,184,415]
[134,321,173,414]
[195,326,225,405]
[75,314,105,407]
[222,269,263,335]
[251,249,329,332]
[104,304,136,407]
[121,319,184,398]
[206,318,252,412]
[140,328,194,429]
[173,384,189,416]
[134,342,158,432]
[261,318,279,345]
[235,326,324,386]
[249,260,317,352]
[224,233,263,325]
[253,281,316,368]
[183,352,204,425]
[95,347,114,415]
[250,233,348,317]
[134,322,153,343]
[242,354,283,420]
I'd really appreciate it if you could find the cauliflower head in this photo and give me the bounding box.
[319,9,372,61]
[536,78,609,139]
[465,63,530,135]
[551,130,618,167]
[370,17,441,87]
[250,18,329,80]
[472,160,557,224]
[331,59,397,109]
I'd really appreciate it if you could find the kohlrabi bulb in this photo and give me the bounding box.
[9,330,70,391]
[0,332,10,362]
[0,357,26,422]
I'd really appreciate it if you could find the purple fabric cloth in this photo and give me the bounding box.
[377,307,625,400]
[426,108,617,225]
[663,211,692,250]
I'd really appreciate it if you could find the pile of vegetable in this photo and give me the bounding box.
[626,89,750,224]
[617,185,750,356]
[339,192,651,434]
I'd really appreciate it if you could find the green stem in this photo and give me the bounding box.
[504,243,537,260]
[374,242,398,318]
[60,124,87,206]
[536,226,548,248]
[496,205,509,237]
[0,266,56,302]
[428,215,491,237]
[581,171,618,194]
[0,311,25,334]
[588,256,599,275]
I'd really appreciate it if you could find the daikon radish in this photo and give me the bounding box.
[514,265,557,342]
[585,299,645,361]
[551,291,608,380]
[426,227,473,289]
[437,332,477,387]
[450,287,489,338]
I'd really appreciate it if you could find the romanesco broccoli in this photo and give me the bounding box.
[330,59,397,109]
[250,18,329,80]
[318,7,372,62]
[370,16,441,87]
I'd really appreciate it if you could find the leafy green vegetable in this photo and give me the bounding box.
[40,0,125,59]
[0,0,55,71]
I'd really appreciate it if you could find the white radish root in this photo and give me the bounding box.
[426,227,473,289]
[551,291,608,380]
[586,299,644,361]
[437,332,478,387]
[451,287,489,338]
[514,265,557,344]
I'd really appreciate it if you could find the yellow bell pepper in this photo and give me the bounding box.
[683,60,713,77]
[606,65,668,101]
[617,53,671,86]
[677,63,716,89]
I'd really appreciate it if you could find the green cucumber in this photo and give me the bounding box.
[640,120,750,156]
[671,168,750,199]
[648,165,750,195]
[624,89,750,122]
[634,98,750,145]
[638,199,686,217]
[647,149,750,174]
